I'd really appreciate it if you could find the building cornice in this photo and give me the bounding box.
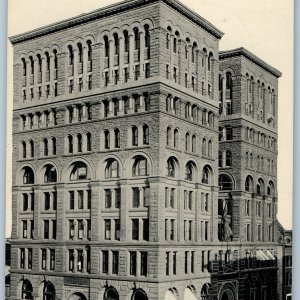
[9,0,223,45]
[219,47,282,78]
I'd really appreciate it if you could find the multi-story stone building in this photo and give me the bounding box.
[8,0,282,299]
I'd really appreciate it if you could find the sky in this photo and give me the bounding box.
[6,0,294,236]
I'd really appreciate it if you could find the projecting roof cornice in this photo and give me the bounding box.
[220,47,282,78]
[9,0,224,45]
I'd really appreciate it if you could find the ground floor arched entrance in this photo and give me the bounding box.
[68,292,88,300]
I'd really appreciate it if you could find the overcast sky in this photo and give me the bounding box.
[6,0,294,236]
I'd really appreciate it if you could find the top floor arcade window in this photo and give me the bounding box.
[104,36,109,57]
[105,159,119,178]
[70,162,89,181]
[134,27,140,50]
[144,25,150,48]
[133,156,148,177]
[23,167,34,185]
[167,157,177,177]
[77,43,83,63]
[202,165,212,185]
[68,45,74,65]
[245,175,254,192]
[185,162,195,181]
[113,33,119,55]
[22,58,26,76]
[53,50,58,69]
[87,40,92,62]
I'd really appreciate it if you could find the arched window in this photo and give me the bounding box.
[104,36,109,58]
[257,178,265,195]
[104,286,119,300]
[144,24,150,48]
[70,162,88,181]
[202,165,211,184]
[22,141,26,158]
[22,280,33,300]
[208,52,213,71]
[174,129,179,148]
[267,181,275,196]
[192,135,196,153]
[114,129,120,148]
[105,159,119,178]
[246,152,249,167]
[113,33,119,55]
[29,56,34,75]
[132,289,148,300]
[124,30,129,53]
[167,127,172,146]
[226,72,233,92]
[185,102,190,118]
[192,42,197,63]
[134,27,140,50]
[202,138,207,156]
[45,52,50,71]
[68,135,73,153]
[219,174,233,190]
[245,175,254,192]
[68,45,74,65]
[86,133,92,151]
[44,165,57,183]
[143,125,149,145]
[133,156,148,176]
[23,167,34,185]
[43,139,48,156]
[29,140,34,158]
[87,40,92,62]
[22,58,27,76]
[132,126,138,146]
[250,153,253,168]
[104,130,110,149]
[51,50,57,73]
[37,54,42,73]
[167,157,176,177]
[225,150,232,167]
[77,43,83,63]
[208,140,213,157]
[77,134,82,153]
[43,282,55,300]
[185,162,194,181]
[185,133,190,152]
[50,138,56,156]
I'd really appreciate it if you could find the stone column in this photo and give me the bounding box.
[120,180,129,242]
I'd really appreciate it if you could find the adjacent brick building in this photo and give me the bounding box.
[9,0,282,299]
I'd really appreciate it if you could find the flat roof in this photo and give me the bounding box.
[9,0,224,45]
[219,47,282,78]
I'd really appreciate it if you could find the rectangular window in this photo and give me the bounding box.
[20,248,25,269]
[69,80,74,93]
[38,86,42,99]
[170,219,175,240]
[112,251,119,274]
[141,252,148,276]
[115,219,120,241]
[105,189,112,208]
[88,75,92,90]
[69,220,75,238]
[173,67,177,83]
[78,77,83,92]
[191,251,195,273]
[31,193,34,211]
[184,251,188,274]
[132,188,140,208]
[69,191,75,210]
[30,87,34,100]
[87,219,91,240]
[87,190,91,210]
[78,190,84,209]
[102,250,109,274]
[143,219,149,241]
[145,63,150,78]
[42,249,47,270]
[114,70,119,85]
[166,65,170,79]
[53,192,57,210]
[132,219,139,240]
[189,220,192,241]
[135,65,140,81]
[77,250,83,272]
[52,220,56,239]
[46,84,50,98]
[69,249,74,271]
[30,220,34,239]
[124,68,129,83]
[23,220,27,238]
[104,219,111,240]
[201,251,205,272]
[205,221,209,241]
[44,192,50,210]
[78,220,84,239]
[54,82,58,96]
[185,73,188,88]
[115,188,121,208]
[23,193,28,211]
[173,252,177,275]
[44,220,49,239]
[192,76,196,91]
[105,72,109,87]
[130,251,137,275]
[28,248,32,270]
[50,249,55,270]
[166,252,170,275]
